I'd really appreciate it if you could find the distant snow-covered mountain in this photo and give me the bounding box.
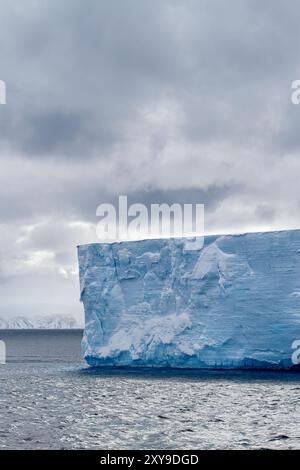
[0,314,82,329]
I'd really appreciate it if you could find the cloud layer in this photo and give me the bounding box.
[1,0,300,316]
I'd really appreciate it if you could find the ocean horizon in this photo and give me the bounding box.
[0,330,299,450]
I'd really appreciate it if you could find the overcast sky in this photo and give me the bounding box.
[1,0,300,321]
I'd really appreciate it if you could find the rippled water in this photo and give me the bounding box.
[0,331,299,449]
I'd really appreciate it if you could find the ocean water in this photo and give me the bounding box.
[0,330,299,450]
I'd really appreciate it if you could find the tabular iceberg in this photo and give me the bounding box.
[78,230,300,369]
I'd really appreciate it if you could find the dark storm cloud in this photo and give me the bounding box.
[0,0,296,160]
[1,0,300,312]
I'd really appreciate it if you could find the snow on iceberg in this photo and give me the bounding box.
[78,230,300,369]
[0,314,81,329]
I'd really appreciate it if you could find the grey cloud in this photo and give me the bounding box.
[255,204,276,222]
[24,111,84,156]
[0,0,300,315]
[1,0,299,162]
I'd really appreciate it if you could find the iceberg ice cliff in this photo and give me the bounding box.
[78,230,300,369]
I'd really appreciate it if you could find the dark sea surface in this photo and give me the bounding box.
[0,330,299,450]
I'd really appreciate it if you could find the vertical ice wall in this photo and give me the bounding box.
[78,230,300,369]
